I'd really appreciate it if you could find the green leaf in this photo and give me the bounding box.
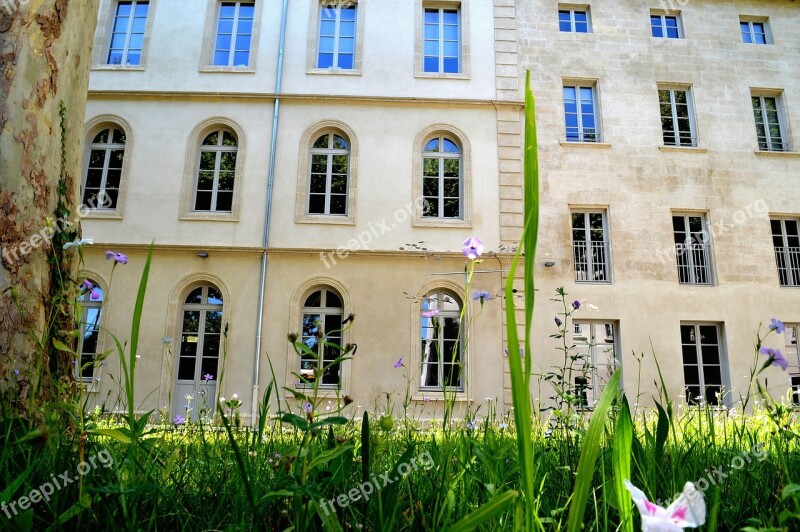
[566,370,621,532]
[361,411,370,484]
[52,339,74,354]
[280,413,310,431]
[0,466,32,501]
[307,444,354,471]
[89,428,133,444]
[127,242,153,424]
[447,490,517,531]
[310,416,348,429]
[613,395,634,532]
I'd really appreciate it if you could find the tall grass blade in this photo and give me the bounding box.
[566,370,621,532]
[447,489,517,531]
[126,242,153,426]
[612,395,634,532]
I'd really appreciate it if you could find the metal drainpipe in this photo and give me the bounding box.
[252,0,289,424]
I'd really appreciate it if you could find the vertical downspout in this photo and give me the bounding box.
[252,0,289,424]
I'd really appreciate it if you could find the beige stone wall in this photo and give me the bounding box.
[517,0,800,408]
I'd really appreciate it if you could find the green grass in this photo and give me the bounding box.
[0,405,798,530]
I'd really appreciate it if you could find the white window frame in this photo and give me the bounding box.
[563,82,601,143]
[299,288,345,389]
[680,323,730,407]
[415,0,469,79]
[419,289,464,392]
[422,135,463,220]
[771,217,800,287]
[558,6,591,33]
[193,129,238,213]
[422,6,461,74]
[105,0,150,65]
[752,92,790,152]
[307,132,350,216]
[572,321,622,408]
[316,3,357,69]
[211,1,255,67]
[571,209,612,283]
[672,213,714,285]
[76,281,105,385]
[82,126,126,211]
[740,17,771,45]
[650,11,683,39]
[658,86,698,147]
[92,0,157,70]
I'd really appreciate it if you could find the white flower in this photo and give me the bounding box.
[485,397,493,402]
[185,394,194,401]
[625,480,705,531]
[63,238,94,250]
[162,336,174,345]
[219,397,226,403]
[232,393,238,399]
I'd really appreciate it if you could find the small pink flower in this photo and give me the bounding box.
[422,309,439,318]
[625,480,705,531]
[394,357,403,368]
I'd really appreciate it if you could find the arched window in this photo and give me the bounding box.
[178,285,223,385]
[77,280,104,381]
[419,290,463,390]
[422,135,461,219]
[308,132,350,216]
[82,126,125,210]
[300,288,344,386]
[195,129,238,212]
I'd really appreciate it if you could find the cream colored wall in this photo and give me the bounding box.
[88,0,497,100]
[517,0,800,408]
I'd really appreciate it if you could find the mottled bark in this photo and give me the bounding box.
[0,0,98,417]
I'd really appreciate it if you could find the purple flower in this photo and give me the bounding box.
[89,289,101,300]
[769,318,786,334]
[472,291,492,302]
[105,251,128,264]
[82,279,94,291]
[394,357,404,368]
[466,421,477,431]
[302,402,313,413]
[572,300,581,310]
[554,317,563,327]
[423,396,430,403]
[422,309,439,318]
[760,347,789,371]
[462,237,484,260]
[173,416,186,425]
[13,369,19,376]
[203,373,214,381]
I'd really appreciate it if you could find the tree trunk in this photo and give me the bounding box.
[0,0,98,418]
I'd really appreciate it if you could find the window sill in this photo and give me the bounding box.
[659,145,708,153]
[179,213,239,222]
[199,66,255,74]
[560,141,611,149]
[295,215,356,226]
[81,210,123,220]
[413,218,471,228]
[414,72,470,81]
[284,389,349,401]
[650,37,686,43]
[412,392,470,403]
[307,68,361,76]
[754,150,800,158]
[91,65,146,72]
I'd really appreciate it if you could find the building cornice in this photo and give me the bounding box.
[86,90,525,109]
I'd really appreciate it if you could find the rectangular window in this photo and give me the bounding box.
[423,7,460,73]
[559,7,590,33]
[572,210,611,282]
[681,324,727,406]
[673,214,714,285]
[318,4,356,69]
[659,87,697,147]
[740,18,769,44]
[752,94,788,152]
[107,1,149,65]
[563,84,599,142]
[792,376,800,406]
[213,1,255,67]
[771,218,800,287]
[782,325,799,370]
[651,13,682,39]
[573,321,621,407]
